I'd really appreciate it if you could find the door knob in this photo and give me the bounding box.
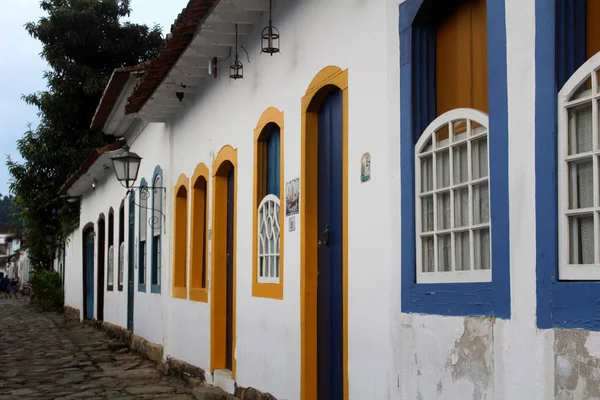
[318,225,330,247]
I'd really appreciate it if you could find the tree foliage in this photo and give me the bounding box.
[7,0,163,270]
[0,194,20,233]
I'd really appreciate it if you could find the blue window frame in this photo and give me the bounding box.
[138,178,147,292]
[151,166,163,294]
[535,0,600,330]
[266,126,281,197]
[399,0,510,317]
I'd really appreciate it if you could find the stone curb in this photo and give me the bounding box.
[63,306,279,400]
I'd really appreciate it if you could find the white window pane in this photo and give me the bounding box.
[569,104,593,155]
[422,136,433,152]
[421,156,433,192]
[569,215,595,264]
[568,159,593,209]
[437,234,451,272]
[436,150,450,188]
[473,182,490,225]
[452,120,468,142]
[472,138,488,179]
[454,188,469,228]
[453,144,468,184]
[455,231,470,271]
[437,191,451,230]
[421,196,434,232]
[474,228,491,270]
[422,236,434,273]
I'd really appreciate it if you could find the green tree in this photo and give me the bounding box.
[7,0,163,270]
[0,194,20,233]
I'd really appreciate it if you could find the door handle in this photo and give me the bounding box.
[318,225,330,247]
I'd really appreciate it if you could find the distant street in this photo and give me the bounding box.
[0,299,195,399]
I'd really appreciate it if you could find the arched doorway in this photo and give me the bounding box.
[97,215,105,321]
[301,66,349,400]
[82,223,95,320]
[211,145,238,378]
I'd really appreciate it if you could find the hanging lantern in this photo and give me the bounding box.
[261,0,280,55]
[230,24,244,79]
[110,144,142,189]
[230,56,243,80]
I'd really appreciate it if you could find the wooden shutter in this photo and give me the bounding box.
[436,0,488,116]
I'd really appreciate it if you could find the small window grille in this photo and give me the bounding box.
[258,194,281,283]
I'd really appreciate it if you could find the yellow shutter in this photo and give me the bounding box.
[436,0,488,116]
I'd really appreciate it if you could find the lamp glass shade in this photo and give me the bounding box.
[112,157,127,182]
[110,146,142,188]
[127,157,141,181]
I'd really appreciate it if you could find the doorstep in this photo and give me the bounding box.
[213,369,236,394]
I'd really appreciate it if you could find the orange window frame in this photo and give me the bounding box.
[252,107,285,300]
[190,163,209,302]
[172,174,189,299]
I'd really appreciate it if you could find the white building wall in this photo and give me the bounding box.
[58,1,600,399]
[63,121,170,349]
[166,0,398,398]
[64,229,82,312]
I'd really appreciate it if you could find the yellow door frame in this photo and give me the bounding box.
[210,145,238,378]
[300,66,349,400]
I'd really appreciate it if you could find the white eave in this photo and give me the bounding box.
[103,77,139,136]
[137,0,271,122]
[66,149,123,198]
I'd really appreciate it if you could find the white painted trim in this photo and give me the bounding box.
[415,108,492,284]
[558,51,600,280]
[257,194,281,284]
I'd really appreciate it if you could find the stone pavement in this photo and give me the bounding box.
[0,298,214,399]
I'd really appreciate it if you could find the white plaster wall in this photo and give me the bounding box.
[64,229,83,312]
[129,122,171,347]
[164,0,399,399]
[391,1,556,399]
[62,121,170,345]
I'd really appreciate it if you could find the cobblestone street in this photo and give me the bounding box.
[0,299,197,399]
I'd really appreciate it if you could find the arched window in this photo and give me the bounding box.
[190,163,209,302]
[138,179,148,292]
[173,174,189,299]
[107,208,114,291]
[151,167,163,293]
[252,108,284,299]
[400,0,509,316]
[118,201,124,291]
[108,244,114,289]
[558,52,600,280]
[416,109,490,283]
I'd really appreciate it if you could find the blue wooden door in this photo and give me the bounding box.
[84,229,95,320]
[317,88,344,400]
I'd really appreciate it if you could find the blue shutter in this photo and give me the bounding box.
[266,127,281,197]
[556,0,586,89]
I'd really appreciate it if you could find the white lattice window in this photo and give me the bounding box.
[118,242,125,286]
[415,108,492,283]
[558,53,600,280]
[108,245,114,286]
[258,194,281,283]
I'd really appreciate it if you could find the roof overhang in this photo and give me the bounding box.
[91,65,147,135]
[125,0,272,122]
[60,140,126,198]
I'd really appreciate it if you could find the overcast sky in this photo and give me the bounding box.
[0,0,187,196]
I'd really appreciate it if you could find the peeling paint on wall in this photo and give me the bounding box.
[554,329,600,400]
[445,317,494,400]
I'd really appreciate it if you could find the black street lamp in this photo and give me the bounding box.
[110,143,166,229]
[110,144,142,189]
